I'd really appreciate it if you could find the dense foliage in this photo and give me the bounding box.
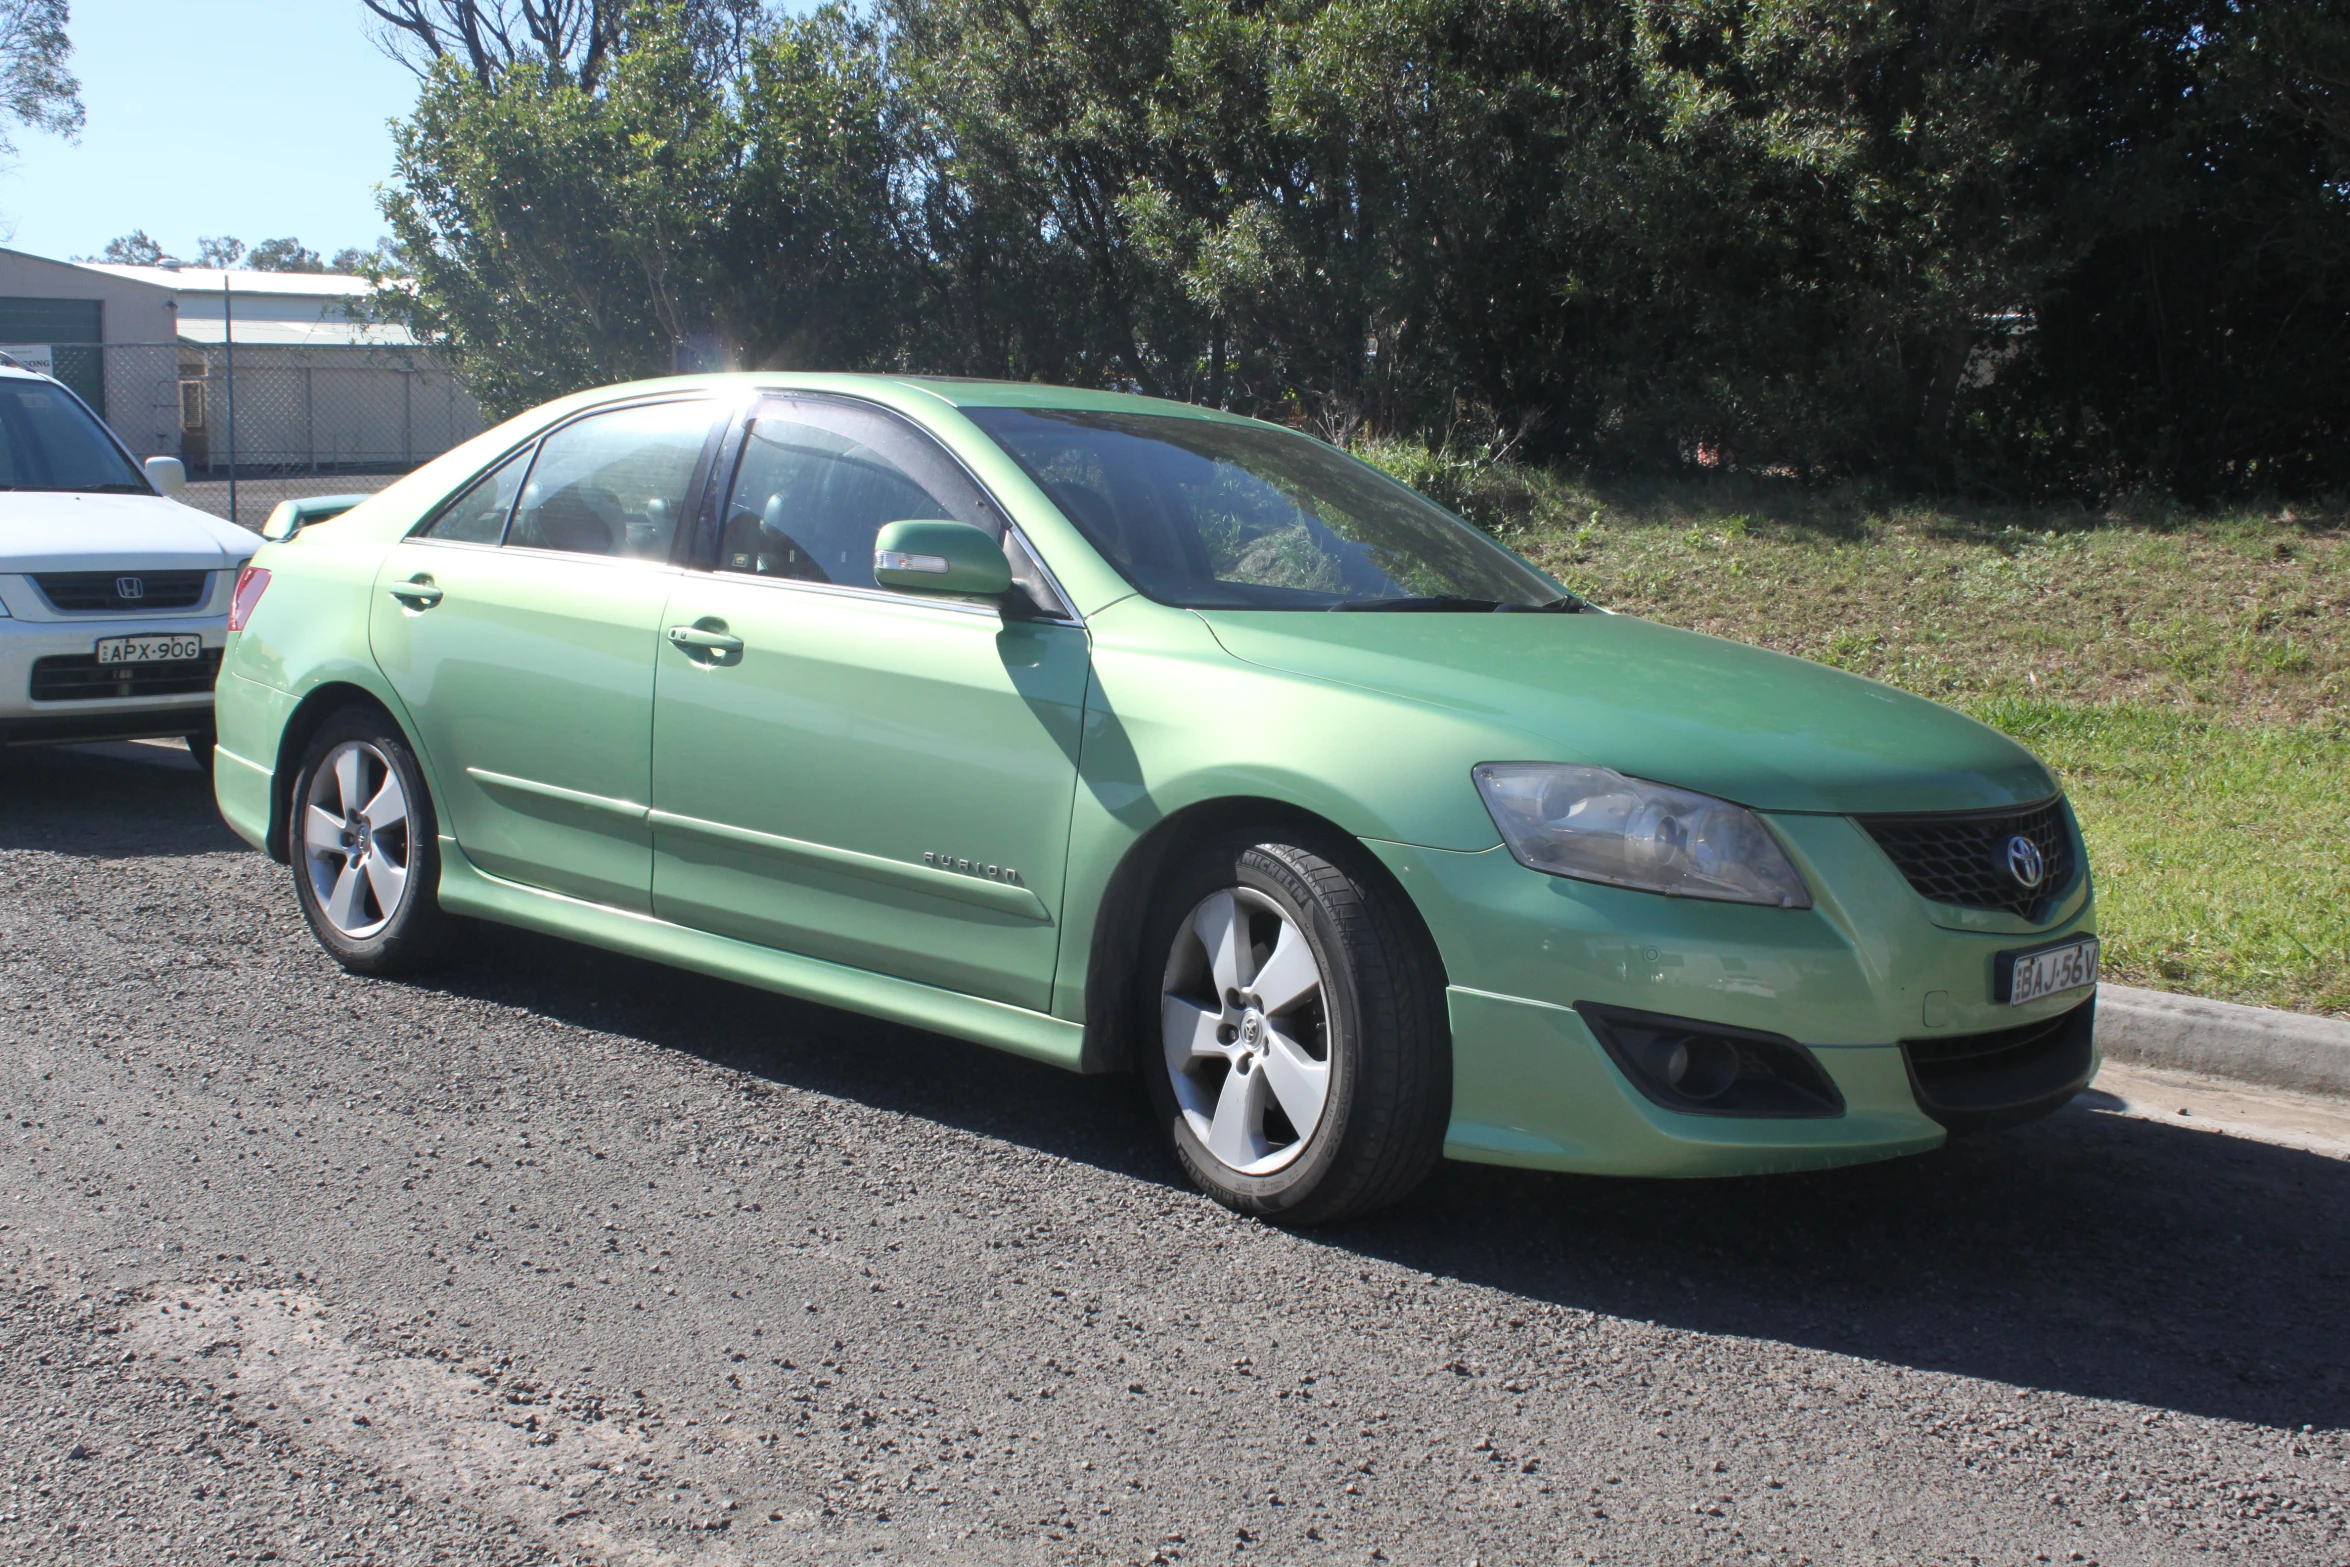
[375,0,2350,496]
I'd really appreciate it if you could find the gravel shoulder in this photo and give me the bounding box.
[2,740,2345,1565]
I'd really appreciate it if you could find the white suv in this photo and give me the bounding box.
[0,364,257,763]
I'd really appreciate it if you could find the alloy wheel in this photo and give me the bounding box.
[1160,887,1333,1175]
[301,739,413,939]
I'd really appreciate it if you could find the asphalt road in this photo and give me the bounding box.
[3,741,2345,1566]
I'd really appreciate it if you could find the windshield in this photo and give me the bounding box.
[0,379,149,494]
[966,407,1566,611]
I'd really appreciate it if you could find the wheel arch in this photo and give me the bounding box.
[1079,794,1448,1074]
[266,682,420,863]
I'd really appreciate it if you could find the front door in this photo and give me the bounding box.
[649,396,1090,1012]
[370,397,719,911]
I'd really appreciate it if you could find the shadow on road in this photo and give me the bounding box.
[0,742,243,858]
[10,743,2345,1434]
[418,919,2350,1438]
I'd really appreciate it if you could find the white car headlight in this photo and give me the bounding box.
[1473,762,1812,908]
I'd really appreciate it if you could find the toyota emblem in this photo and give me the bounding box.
[2005,834,2046,889]
[115,575,145,600]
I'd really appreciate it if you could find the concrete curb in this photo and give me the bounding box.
[2095,982,2350,1099]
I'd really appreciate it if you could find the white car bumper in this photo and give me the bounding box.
[0,577,231,744]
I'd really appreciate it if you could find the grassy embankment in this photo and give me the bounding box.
[1361,443,2349,1017]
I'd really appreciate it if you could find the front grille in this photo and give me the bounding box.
[1900,995,2097,1134]
[1858,798,2075,920]
[31,570,211,612]
[29,649,221,702]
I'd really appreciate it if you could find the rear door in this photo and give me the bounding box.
[370,397,721,912]
[648,395,1090,1011]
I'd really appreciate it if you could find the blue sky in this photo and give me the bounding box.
[1,1,824,268]
[1,1,423,264]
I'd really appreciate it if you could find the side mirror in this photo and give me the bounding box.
[873,519,1013,599]
[260,493,372,542]
[144,456,187,495]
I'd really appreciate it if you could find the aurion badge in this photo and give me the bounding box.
[116,576,145,600]
[2005,833,2046,889]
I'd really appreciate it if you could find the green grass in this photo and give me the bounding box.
[1355,440,2350,1015]
[1971,701,2348,1016]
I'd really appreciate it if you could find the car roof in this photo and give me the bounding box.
[572,371,1269,428]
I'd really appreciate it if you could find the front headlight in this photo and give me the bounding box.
[1473,762,1812,908]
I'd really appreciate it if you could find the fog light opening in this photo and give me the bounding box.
[1577,1003,1845,1120]
[1643,1034,1740,1102]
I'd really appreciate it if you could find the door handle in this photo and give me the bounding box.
[666,622,744,663]
[388,575,443,609]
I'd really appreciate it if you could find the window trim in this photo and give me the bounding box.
[408,443,534,549]
[406,391,730,560]
[664,563,1010,621]
[689,390,1084,626]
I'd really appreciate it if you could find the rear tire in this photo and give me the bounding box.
[288,706,453,974]
[1140,829,1450,1224]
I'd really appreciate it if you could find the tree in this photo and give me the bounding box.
[365,0,627,87]
[376,4,908,417]
[375,0,2350,493]
[94,229,164,265]
[331,238,410,273]
[0,0,80,156]
[195,235,245,268]
[364,0,765,90]
[247,236,326,272]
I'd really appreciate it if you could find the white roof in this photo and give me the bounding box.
[172,317,420,348]
[78,262,389,299]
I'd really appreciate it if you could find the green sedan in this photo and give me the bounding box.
[212,375,2099,1222]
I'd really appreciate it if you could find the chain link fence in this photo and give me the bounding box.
[55,341,488,529]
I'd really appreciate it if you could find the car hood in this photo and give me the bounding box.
[0,491,257,573]
[1198,610,2057,815]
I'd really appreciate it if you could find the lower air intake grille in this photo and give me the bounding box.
[1900,995,2097,1134]
[1858,798,2075,920]
[30,649,221,702]
[31,570,211,612]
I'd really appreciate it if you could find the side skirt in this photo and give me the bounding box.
[434,838,1090,1073]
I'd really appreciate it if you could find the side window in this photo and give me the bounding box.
[508,401,712,560]
[718,402,995,592]
[418,449,528,544]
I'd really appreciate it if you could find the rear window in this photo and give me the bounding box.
[0,380,148,494]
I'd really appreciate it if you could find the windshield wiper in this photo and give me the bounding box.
[1328,595,1506,613]
[1330,593,1596,614]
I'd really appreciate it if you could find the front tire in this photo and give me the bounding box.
[1141,830,1450,1224]
[288,707,452,974]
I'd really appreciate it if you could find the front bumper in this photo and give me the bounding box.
[0,611,230,745]
[1367,813,2099,1177]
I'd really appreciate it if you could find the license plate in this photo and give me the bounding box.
[94,634,203,665]
[2000,936,2100,1006]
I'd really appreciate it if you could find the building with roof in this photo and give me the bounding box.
[0,246,484,480]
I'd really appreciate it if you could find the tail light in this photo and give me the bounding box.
[228,566,271,633]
